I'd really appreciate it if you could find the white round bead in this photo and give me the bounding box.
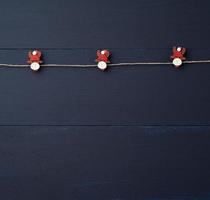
[177,47,182,52]
[97,61,107,70]
[32,51,37,55]
[173,58,182,67]
[30,62,40,71]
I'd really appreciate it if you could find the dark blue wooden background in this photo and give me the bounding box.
[0,0,210,199]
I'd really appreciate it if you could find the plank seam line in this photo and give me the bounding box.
[0,124,209,127]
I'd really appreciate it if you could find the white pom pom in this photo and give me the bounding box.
[30,62,40,71]
[173,58,182,67]
[97,61,107,70]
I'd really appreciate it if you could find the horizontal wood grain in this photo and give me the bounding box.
[0,0,209,49]
[0,126,210,199]
[0,0,210,198]
[0,59,209,125]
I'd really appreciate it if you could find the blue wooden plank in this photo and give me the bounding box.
[0,126,210,199]
[0,0,209,125]
[0,56,209,125]
[0,0,209,49]
[0,0,209,199]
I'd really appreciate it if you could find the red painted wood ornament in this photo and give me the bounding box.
[95,50,111,71]
[171,46,186,68]
[28,50,43,71]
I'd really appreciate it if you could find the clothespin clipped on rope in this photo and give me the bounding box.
[171,46,186,68]
[28,50,43,71]
[95,50,111,71]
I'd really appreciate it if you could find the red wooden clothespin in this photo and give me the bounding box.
[95,50,111,71]
[171,46,186,68]
[28,50,43,71]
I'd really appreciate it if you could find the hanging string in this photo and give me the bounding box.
[0,59,210,68]
[183,60,210,64]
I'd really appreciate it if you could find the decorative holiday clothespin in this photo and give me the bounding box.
[95,50,111,71]
[28,50,43,71]
[171,46,186,68]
